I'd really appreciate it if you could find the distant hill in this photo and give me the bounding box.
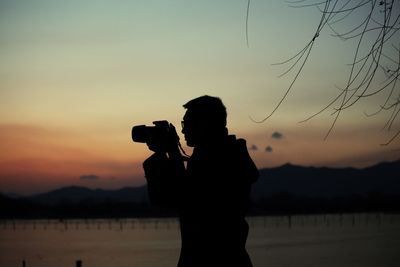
[1,160,399,218]
[25,159,400,204]
[251,160,400,200]
[29,185,148,205]
[0,186,152,219]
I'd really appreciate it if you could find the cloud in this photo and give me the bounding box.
[79,174,100,181]
[265,146,273,152]
[248,144,258,151]
[271,131,284,140]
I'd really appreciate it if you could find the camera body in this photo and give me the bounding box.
[132,120,183,156]
[131,120,173,143]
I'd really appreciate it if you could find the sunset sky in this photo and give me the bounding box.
[1,0,399,195]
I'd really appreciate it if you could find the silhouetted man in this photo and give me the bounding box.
[143,95,259,267]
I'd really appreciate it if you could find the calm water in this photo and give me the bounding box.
[1,214,399,267]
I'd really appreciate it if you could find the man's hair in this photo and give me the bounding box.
[183,95,227,128]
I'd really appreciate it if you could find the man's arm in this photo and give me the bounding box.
[143,152,183,208]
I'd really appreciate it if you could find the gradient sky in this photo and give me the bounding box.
[1,0,399,195]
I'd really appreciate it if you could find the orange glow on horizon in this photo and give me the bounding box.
[0,124,148,194]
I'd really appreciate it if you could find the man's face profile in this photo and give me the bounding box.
[181,110,218,147]
[181,110,198,147]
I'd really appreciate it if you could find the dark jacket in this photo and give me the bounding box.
[143,135,259,267]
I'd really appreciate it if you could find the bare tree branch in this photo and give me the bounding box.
[260,0,400,144]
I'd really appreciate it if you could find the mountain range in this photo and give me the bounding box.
[252,160,400,200]
[27,185,149,205]
[1,160,399,217]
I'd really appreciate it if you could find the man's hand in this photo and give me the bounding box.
[146,136,167,153]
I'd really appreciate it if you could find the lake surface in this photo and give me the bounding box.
[1,214,399,267]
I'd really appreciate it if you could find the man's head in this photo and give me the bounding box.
[182,95,227,147]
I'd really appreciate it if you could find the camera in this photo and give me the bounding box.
[131,120,176,144]
[132,120,189,159]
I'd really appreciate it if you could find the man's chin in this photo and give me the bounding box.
[185,140,195,147]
